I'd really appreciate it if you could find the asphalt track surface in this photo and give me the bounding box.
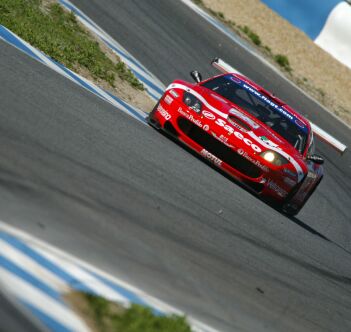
[1,0,351,331]
[0,291,44,332]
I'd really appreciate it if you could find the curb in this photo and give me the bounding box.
[0,25,147,124]
[58,0,165,102]
[0,221,218,332]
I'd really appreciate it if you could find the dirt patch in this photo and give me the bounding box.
[200,0,351,126]
[65,291,100,332]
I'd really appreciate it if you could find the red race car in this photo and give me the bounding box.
[148,58,347,216]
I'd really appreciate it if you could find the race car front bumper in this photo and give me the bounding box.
[149,98,295,201]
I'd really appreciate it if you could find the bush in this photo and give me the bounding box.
[249,32,261,46]
[85,293,192,332]
[239,25,261,46]
[217,12,225,19]
[192,0,204,6]
[274,54,292,72]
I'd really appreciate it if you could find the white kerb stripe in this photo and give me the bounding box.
[0,240,67,292]
[0,267,90,332]
[2,27,146,122]
[0,221,221,332]
[33,246,130,304]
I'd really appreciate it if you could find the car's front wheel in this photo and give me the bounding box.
[282,177,323,216]
[147,101,161,129]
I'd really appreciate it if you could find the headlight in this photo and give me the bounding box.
[183,92,202,112]
[260,150,289,166]
[263,151,275,162]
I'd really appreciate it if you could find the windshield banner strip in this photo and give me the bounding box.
[226,75,308,133]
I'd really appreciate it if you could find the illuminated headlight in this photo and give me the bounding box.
[263,151,275,163]
[183,92,202,112]
[260,150,289,166]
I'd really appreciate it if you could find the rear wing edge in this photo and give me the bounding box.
[311,123,347,154]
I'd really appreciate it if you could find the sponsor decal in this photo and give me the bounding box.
[200,149,222,166]
[202,110,216,120]
[229,108,260,129]
[283,168,296,177]
[169,89,179,98]
[215,118,262,153]
[230,76,242,84]
[295,119,306,128]
[164,95,173,105]
[237,149,270,172]
[211,132,234,148]
[259,136,279,148]
[224,75,308,133]
[267,179,288,198]
[178,107,203,128]
[284,177,296,186]
[307,171,317,180]
[242,82,294,121]
[157,104,171,120]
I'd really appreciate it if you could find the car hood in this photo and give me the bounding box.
[197,86,304,159]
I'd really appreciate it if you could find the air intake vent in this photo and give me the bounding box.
[227,115,251,131]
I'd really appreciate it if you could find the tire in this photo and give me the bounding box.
[147,101,160,128]
[282,176,323,217]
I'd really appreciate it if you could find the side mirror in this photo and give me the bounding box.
[307,154,324,165]
[190,70,202,83]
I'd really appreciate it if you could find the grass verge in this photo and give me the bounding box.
[66,291,192,332]
[0,0,144,90]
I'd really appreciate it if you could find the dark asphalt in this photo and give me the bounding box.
[69,0,351,244]
[1,1,351,331]
[0,290,46,332]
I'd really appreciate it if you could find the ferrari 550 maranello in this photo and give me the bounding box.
[148,58,347,216]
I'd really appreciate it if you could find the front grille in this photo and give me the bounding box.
[164,121,179,137]
[177,118,262,178]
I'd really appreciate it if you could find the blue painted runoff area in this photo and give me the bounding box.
[261,0,342,39]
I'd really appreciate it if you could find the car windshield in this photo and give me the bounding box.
[202,75,308,153]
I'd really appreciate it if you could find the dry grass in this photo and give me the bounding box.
[201,0,351,126]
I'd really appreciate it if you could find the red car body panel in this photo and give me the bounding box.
[149,73,323,213]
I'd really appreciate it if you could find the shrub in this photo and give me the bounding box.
[274,54,292,72]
